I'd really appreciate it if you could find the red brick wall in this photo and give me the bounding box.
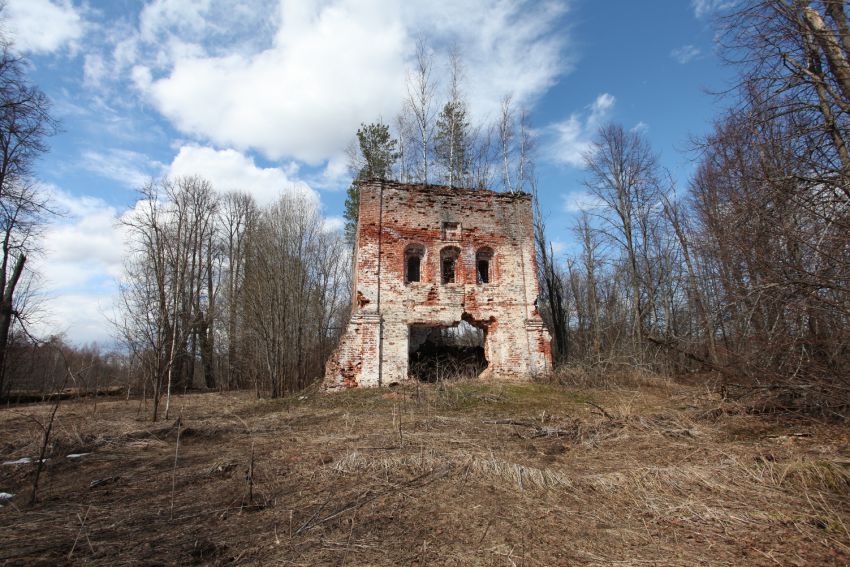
[325,180,552,388]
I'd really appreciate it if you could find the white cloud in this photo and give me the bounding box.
[4,0,84,54]
[321,216,344,233]
[592,93,615,113]
[315,153,351,190]
[121,0,570,164]
[138,2,407,163]
[139,0,213,43]
[81,149,162,189]
[631,121,649,133]
[562,191,604,213]
[38,293,118,346]
[83,53,107,88]
[39,191,124,285]
[138,0,277,57]
[547,93,616,167]
[30,189,124,345]
[130,65,153,91]
[167,144,317,206]
[690,0,738,18]
[670,44,701,64]
[400,0,571,120]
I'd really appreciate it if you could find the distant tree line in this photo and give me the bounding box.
[535,0,849,411]
[2,335,127,400]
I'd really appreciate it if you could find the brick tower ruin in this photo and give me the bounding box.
[324,180,551,388]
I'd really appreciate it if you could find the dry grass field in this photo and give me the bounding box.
[1,376,849,565]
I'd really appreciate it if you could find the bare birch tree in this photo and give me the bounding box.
[405,38,436,184]
[243,194,348,397]
[219,191,257,389]
[120,176,220,420]
[434,46,470,187]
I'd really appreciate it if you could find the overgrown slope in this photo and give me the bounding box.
[0,378,848,565]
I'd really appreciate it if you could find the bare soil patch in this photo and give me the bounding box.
[0,378,848,565]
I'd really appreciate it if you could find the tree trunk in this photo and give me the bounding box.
[0,254,25,389]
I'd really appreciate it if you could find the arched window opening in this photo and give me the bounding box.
[476,247,494,284]
[405,244,425,283]
[407,256,421,283]
[441,246,460,284]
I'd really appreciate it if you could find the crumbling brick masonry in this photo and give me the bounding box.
[325,180,552,388]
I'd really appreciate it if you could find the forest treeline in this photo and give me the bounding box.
[118,181,349,419]
[0,1,847,417]
[536,1,850,412]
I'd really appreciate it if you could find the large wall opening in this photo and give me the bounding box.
[408,317,487,382]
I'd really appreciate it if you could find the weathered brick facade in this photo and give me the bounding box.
[324,180,552,388]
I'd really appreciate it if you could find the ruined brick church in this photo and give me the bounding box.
[324,179,551,388]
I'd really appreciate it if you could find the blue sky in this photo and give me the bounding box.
[5,0,737,345]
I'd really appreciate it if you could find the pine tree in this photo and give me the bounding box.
[434,99,470,187]
[343,122,399,245]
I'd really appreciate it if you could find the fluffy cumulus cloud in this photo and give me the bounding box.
[4,0,85,54]
[547,93,615,167]
[40,189,125,284]
[321,216,344,233]
[31,188,124,344]
[113,0,570,164]
[167,144,317,205]
[670,44,701,64]
[37,293,118,346]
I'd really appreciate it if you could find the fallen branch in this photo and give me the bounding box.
[584,401,614,420]
[482,419,572,438]
[297,465,453,535]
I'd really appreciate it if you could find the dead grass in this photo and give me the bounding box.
[0,377,848,565]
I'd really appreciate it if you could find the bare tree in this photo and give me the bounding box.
[0,44,56,390]
[496,96,534,193]
[532,180,569,363]
[668,0,850,394]
[575,213,602,363]
[434,46,470,187]
[405,37,436,184]
[583,123,663,353]
[467,121,495,189]
[690,102,850,386]
[498,95,515,193]
[720,0,850,198]
[243,194,348,397]
[119,181,171,420]
[660,191,717,365]
[219,191,257,389]
[120,176,221,420]
[394,111,415,183]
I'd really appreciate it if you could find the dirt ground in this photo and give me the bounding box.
[1,376,849,566]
